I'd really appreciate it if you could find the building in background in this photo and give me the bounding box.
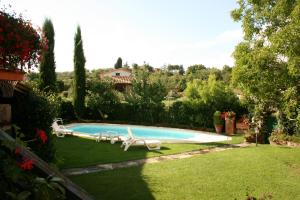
[99,68,133,91]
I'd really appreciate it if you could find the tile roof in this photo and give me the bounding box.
[111,76,132,84]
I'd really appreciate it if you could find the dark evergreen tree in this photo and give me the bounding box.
[114,57,122,69]
[73,26,86,117]
[39,18,56,92]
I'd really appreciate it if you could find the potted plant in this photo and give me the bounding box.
[213,111,224,134]
[225,111,236,135]
[0,8,47,74]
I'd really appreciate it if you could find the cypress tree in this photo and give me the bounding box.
[114,57,122,69]
[39,18,56,92]
[73,26,86,117]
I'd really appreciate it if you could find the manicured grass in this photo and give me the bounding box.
[55,135,243,169]
[70,145,300,200]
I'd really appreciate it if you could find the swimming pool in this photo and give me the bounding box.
[68,123,231,143]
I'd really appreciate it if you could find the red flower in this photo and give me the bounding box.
[36,129,47,143]
[225,111,236,119]
[15,147,21,155]
[19,157,33,170]
[0,8,47,71]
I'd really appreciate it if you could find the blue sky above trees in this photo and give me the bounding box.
[4,0,242,71]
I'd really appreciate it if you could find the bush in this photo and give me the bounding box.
[244,130,264,143]
[0,136,65,200]
[59,100,76,122]
[213,111,223,125]
[269,129,300,144]
[12,89,59,162]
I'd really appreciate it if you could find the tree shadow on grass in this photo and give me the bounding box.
[59,135,243,200]
[60,136,156,200]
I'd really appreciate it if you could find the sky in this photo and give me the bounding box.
[2,0,243,72]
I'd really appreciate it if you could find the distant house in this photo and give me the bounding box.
[99,68,133,91]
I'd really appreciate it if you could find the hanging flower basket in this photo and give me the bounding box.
[0,69,25,81]
[0,8,47,72]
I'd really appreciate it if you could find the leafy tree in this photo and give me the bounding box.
[86,80,120,119]
[186,64,206,74]
[186,66,222,82]
[231,0,300,135]
[114,57,122,69]
[183,74,243,128]
[39,18,56,92]
[221,65,232,84]
[185,74,239,110]
[125,68,167,122]
[166,64,185,75]
[73,26,86,117]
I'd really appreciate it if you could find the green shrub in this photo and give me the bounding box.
[213,111,223,125]
[59,100,76,122]
[0,136,65,200]
[269,129,300,144]
[244,130,264,143]
[12,89,59,162]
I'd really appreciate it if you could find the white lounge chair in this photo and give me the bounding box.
[51,120,73,137]
[95,131,127,144]
[121,127,161,151]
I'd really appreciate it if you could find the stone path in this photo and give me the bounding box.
[62,143,251,176]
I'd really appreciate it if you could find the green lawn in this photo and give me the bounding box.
[55,135,243,169]
[70,145,300,200]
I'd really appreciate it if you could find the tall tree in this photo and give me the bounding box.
[231,0,300,135]
[39,18,56,92]
[114,57,122,69]
[73,26,86,117]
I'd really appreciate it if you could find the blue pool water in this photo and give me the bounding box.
[68,124,197,140]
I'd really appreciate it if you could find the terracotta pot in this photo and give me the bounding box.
[225,117,236,135]
[214,124,223,134]
[0,69,25,81]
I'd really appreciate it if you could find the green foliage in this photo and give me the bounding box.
[39,18,57,93]
[59,100,76,122]
[213,111,223,125]
[182,74,244,128]
[150,71,186,93]
[56,80,64,93]
[123,69,167,123]
[231,0,300,135]
[269,129,300,144]
[114,57,122,69]
[73,26,86,117]
[221,65,232,84]
[186,66,222,82]
[244,130,264,144]
[86,80,120,119]
[185,74,241,112]
[12,88,59,162]
[186,64,206,75]
[165,64,185,75]
[0,139,65,200]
